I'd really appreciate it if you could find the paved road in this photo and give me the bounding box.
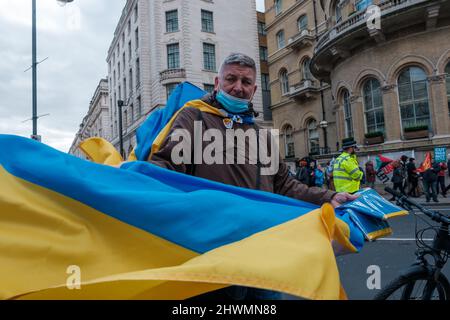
[337,206,450,299]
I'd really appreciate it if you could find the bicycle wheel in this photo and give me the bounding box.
[374,268,450,300]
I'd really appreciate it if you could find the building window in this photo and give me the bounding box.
[166,10,178,33]
[363,78,385,133]
[276,30,285,49]
[122,52,126,70]
[134,4,138,22]
[118,62,121,77]
[397,66,430,129]
[123,77,127,100]
[297,15,308,32]
[203,43,216,71]
[201,10,214,33]
[275,0,282,15]
[302,58,312,80]
[118,85,121,100]
[166,83,179,100]
[136,58,140,87]
[135,28,139,49]
[308,119,319,155]
[335,3,342,23]
[259,46,268,61]
[124,109,128,128]
[261,73,270,91]
[167,43,180,69]
[356,0,373,11]
[283,124,295,158]
[445,62,450,115]
[130,104,134,123]
[280,69,289,95]
[129,69,133,94]
[343,90,353,138]
[137,96,142,116]
[258,21,266,36]
[127,19,131,35]
[128,41,132,61]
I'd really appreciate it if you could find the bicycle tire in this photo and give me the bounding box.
[374,267,450,300]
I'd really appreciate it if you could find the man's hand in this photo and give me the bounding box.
[330,192,359,208]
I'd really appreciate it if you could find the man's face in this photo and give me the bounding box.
[214,64,257,100]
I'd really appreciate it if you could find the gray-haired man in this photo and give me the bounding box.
[149,53,357,300]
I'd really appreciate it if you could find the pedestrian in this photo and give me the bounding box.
[390,161,405,201]
[406,157,419,197]
[308,161,316,187]
[400,155,409,195]
[333,139,363,193]
[365,160,376,189]
[422,161,440,203]
[295,160,309,185]
[315,164,325,188]
[436,161,448,197]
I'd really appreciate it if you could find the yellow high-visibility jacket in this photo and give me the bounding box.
[333,152,363,193]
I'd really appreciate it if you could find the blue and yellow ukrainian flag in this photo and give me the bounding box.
[0,133,406,300]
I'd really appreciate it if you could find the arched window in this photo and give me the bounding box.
[342,89,353,138]
[307,119,319,155]
[302,58,312,80]
[362,78,385,133]
[280,69,289,95]
[445,62,450,115]
[283,125,295,158]
[397,67,430,129]
[276,30,285,49]
[275,0,282,15]
[297,15,308,32]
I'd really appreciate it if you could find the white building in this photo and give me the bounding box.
[69,79,110,158]
[106,0,263,158]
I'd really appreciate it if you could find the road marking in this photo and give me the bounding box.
[376,238,433,241]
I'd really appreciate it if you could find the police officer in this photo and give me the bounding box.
[333,139,363,193]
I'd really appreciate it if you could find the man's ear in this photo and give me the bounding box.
[250,85,258,101]
[214,77,219,92]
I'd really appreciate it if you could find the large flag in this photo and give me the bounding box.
[0,134,407,300]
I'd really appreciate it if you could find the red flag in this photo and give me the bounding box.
[375,154,395,174]
[416,152,432,173]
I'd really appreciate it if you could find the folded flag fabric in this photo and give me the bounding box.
[0,134,407,300]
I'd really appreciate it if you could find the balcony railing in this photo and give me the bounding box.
[315,0,429,53]
[287,29,315,50]
[289,79,320,99]
[159,68,186,82]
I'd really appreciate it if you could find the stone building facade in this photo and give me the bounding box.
[106,0,263,158]
[69,79,110,158]
[266,0,450,170]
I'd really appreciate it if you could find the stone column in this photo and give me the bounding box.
[350,95,365,144]
[427,75,449,136]
[381,84,402,141]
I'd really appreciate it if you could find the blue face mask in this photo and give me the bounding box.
[216,90,250,114]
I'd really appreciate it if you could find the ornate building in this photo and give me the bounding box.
[266,0,450,169]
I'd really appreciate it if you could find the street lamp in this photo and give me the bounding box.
[31,0,75,141]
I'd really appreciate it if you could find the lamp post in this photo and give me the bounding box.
[31,0,74,141]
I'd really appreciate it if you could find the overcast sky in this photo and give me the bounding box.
[0,0,265,152]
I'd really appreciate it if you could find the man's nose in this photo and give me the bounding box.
[232,81,243,94]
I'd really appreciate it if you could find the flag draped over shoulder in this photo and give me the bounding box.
[0,135,407,300]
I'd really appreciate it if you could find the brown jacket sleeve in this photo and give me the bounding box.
[274,159,337,206]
